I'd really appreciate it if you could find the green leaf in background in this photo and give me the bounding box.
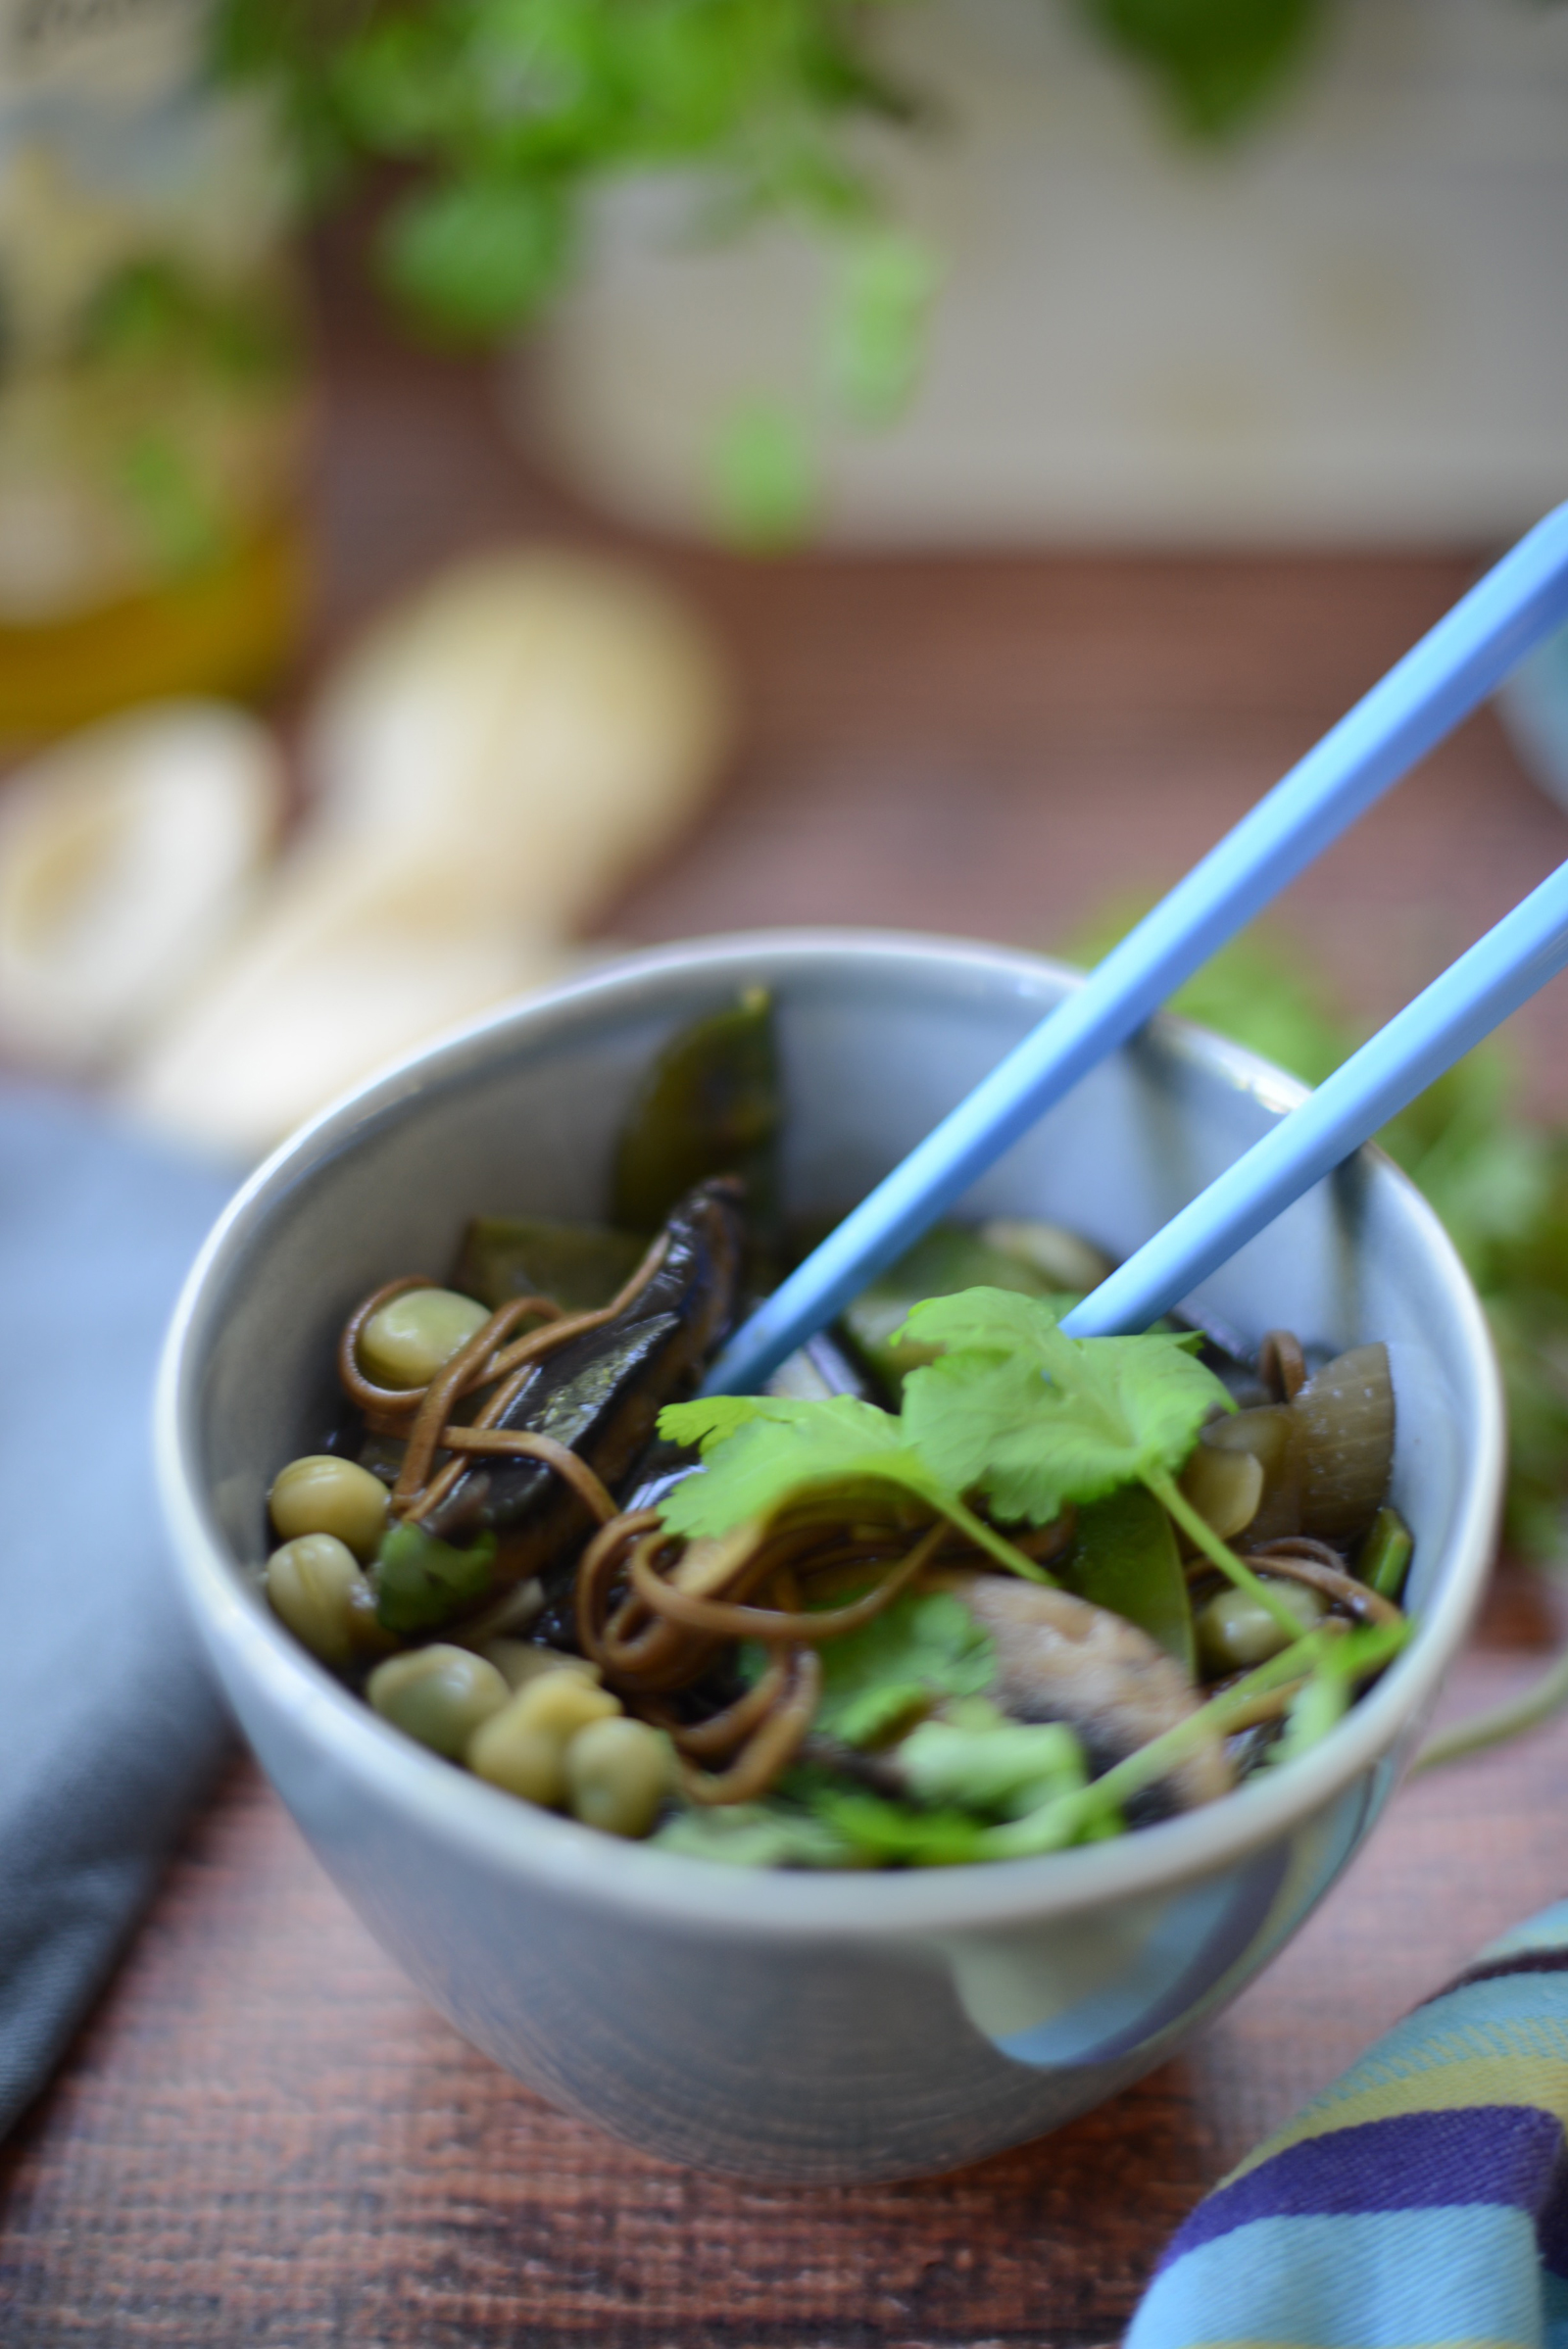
[826,228,940,426]
[1079,0,1328,141]
[380,177,571,341]
[117,432,230,578]
[710,399,817,549]
[215,0,1350,534]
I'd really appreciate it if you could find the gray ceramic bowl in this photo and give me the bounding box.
[156,931,1501,2184]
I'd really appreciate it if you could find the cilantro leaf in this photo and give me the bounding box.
[656,1393,951,1539]
[652,1801,857,1870]
[839,1219,1075,1395]
[899,1715,1086,1818]
[807,1788,990,1867]
[898,1288,1233,1521]
[656,1393,1050,1580]
[1267,1619,1410,1771]
[809,1589,996,1748]
[374,1524,496,1635]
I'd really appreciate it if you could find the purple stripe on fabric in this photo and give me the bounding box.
[1538,2144,1568,2281]
[1157,2107,1564,2274]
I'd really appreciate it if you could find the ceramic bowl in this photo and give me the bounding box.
[156,931,1501,2183]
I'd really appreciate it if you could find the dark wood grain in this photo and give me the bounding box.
[3,225,1566,2346]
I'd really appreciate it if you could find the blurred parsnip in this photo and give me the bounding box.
[0,703,281,1072]
[121,548,732,1157]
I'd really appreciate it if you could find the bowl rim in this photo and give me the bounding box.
[156,925,1503,1941]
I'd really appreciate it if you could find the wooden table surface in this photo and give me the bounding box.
[5,232,1568,2347]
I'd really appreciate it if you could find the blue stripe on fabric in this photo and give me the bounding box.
[1414,1973,1568,2037]
[1335,1972,1568,2077]
[1481,1902,1568,1963]
[1164,2106,1563,2265]
[1271,1977,1568,2129]
[1126,2207,1543,2349]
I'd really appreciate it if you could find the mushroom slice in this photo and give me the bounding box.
[931,1569,1232,1814]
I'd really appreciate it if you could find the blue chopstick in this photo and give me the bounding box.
[1060,857,1568,1338]
[705,499,1568,1395]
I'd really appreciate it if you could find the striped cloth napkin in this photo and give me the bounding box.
[1128,1896,1568,2349]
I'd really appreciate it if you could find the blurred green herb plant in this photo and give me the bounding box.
[1071,905,1568,1564]
[214,0,1349,537]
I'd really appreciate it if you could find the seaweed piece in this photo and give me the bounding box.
[423,1178,745,1603]
[453,1214,647,1313]
[612,989,780,1240]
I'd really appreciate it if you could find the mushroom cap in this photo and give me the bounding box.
[930,1569,1231,1814]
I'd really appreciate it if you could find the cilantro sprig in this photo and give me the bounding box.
[659,1289,1298,1636]
[658,1392,1054,1581]
[896,1288,1304,1639]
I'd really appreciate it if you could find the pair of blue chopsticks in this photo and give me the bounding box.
[708,499,1568,1395]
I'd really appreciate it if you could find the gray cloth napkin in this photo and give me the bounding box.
[0,1083,235,2137]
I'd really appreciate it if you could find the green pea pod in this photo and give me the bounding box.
[452,1215,647,1312]
[612,988,780,1238]
[1061,1485,1196,1674]
[1357,1504,1414,1602]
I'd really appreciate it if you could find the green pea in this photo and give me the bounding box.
[509,1672,621,1741]
[1197,1577,1325,1675]
[467,1709,570,1807]
[1180,1440,1265,1542]
[565,1716,674,1839]
[266,1534,368,1665]
[480,1639,602,1693]
[358,1289,490,1390]
[466,1670,620,1806]
[368,1645,508,1757]
[269,1453,390,1559]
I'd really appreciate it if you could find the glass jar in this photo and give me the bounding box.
[0,0,309,738]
